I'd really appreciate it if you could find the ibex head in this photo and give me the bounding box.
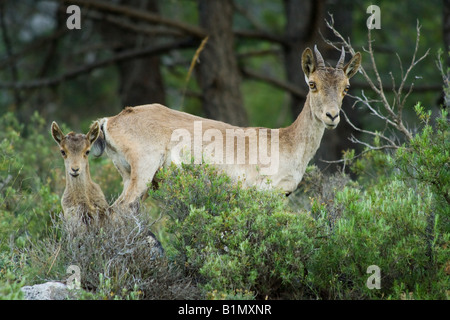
[301,45,361,129]
[51,121,100,178]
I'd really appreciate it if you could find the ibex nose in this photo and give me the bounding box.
[70,167,80,177]
[326,112,339,122]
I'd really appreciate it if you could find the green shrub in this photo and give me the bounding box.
[0,112,61,249]
[291,165,357,230]
[0,249,28,299]
[188,207,318,298]
[151,157,448,300]
[309,178,448,299]
[396,104,449,216]
[150,163,321,298]
[0,270,25,300]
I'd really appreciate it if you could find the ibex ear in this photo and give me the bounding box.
[86,121,100,145]
[51,121,64,145]
[301,47,316,80]
[343,52,362,79]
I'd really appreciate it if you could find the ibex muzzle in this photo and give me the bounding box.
[51,122,100,179]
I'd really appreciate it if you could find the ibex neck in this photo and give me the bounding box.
[283,94,325,163]
[65,170,94,200]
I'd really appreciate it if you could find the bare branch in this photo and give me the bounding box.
[232,0,286,45]
[241,67,305,99]
[351,81,442,93]
[396,22,430,124]
[0,1,21,106]
[237,48,282,59]
[232,0,267,32]
[0,38,195,90]
[341,107,397,147]
[324,16,381,96]
[234,29,287,45]
[324,13,427,146]
[86,11,186,38]
[64,0,207,38]
[319,144,397,165]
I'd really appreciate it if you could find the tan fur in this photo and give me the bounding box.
[51,121,110,225]
[96,47,361,207]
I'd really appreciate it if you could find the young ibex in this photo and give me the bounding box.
[51,122,165,256]
[93,46,361,207]
[51,121,110,225]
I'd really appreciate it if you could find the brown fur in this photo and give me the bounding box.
[51,121,110,225]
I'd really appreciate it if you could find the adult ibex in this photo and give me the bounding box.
[52,121,110,225]
[93,46,361,207]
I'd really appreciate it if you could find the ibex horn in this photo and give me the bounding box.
[314,45,325,69]
[336,46,346,69]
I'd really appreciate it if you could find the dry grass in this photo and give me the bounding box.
[27,206,201,300]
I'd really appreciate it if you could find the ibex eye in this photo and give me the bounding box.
[60,150,66,156]
[309,82,317,90]
[344,85,350,94]
[85,150,90,156]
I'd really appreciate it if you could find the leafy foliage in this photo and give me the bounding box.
[309,179,448,299]
[396,104,449,211]
[150,154,449,299]
[150,163,319,298]
[0,112,61,249]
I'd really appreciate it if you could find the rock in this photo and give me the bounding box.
[21,281,69,300]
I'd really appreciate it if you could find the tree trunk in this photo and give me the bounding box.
[442,0,450,109]
[100,0,165,107]
[444,0,450,67]
[197,0,248,126]
[283,0,325,119]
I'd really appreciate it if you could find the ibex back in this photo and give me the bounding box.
[93,46,361,208]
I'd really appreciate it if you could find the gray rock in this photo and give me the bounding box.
[21,281,69,300]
